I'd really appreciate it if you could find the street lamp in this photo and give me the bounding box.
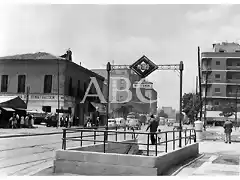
[105,62,111,141]
[203,68,210,131]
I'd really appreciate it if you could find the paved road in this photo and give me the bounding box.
[0,125,194,176]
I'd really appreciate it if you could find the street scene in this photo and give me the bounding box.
[0,2,240,176]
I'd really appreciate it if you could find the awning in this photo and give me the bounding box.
[1,107,15,112]
[0,96,27,109]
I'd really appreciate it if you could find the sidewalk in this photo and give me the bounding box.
[174,141,240,176]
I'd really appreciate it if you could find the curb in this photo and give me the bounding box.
[171,153,205,176]
[0,126,114,139]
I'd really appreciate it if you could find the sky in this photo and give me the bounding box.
[1,3,240,110]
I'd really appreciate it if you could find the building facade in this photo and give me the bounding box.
[201,42,240,122]
[0,51,105,125]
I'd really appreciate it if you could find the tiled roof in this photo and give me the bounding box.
[0,52,65,60]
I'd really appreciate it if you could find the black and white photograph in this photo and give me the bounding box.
[0,1,240,176]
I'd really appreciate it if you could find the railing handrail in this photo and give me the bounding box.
[61,127,196,156]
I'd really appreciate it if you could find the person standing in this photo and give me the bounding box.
[223,119,233,144]
[20,116,25,128]
[146,114,159,145]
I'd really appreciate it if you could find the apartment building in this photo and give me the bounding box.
[0,50,105,125]
[201,42,240,122]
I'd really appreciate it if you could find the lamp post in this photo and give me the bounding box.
[203,69,209,131]
[179,61,183,148]
[57,59,60,128]
[235,88,239,125]
[105,62,111,141]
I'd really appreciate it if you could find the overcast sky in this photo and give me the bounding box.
[0,4,240,110]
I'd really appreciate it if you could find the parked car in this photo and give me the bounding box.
[44,113,58,127]
[115,117,126,128]
[108,119,117,128]
[27,110,46,125]
[126,113,141,130]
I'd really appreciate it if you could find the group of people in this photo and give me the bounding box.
[58,115,73,128]
[9,112,34,129]
[145,113,235,145]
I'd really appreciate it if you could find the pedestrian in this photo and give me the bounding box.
[65,116,69,128]
[146,114,159,145]
[223,119,233,144]
[69,115,73,128]
[25,115,29,128]
[20,116,25,128]
[9,113,14,129]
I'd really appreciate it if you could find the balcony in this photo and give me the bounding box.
[226,66,240,70]
[227,92,240,97]
[225,79,240,84]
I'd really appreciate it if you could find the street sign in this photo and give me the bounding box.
[130,55,158,78]
[133,83,153,89]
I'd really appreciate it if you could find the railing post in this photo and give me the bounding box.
[104,131,106,153]
[124,126,126,140]
[116,126,118,141]
[190,130,192,144]
[94,130,96,144]
[62,129,66,150]
[185,129,187,145]
[173,131,175,150]
[155,133,158,156]
[80,131,83,147]
[194,129,197,142]
[147,133,150,156]
[165,132,168,153]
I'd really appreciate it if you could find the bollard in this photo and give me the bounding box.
[194,120,204,142]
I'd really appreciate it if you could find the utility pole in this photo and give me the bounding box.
[198,46,203,121]
[195,76,198,120]
[235,88,239,125]
[57,59,60,128]
[179,61,184,148]
[203,71,209,130]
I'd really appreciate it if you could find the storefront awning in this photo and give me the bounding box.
[1,107,15,112]
[0,96,27,109]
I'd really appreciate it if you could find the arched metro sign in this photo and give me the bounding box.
[105,55,184,147]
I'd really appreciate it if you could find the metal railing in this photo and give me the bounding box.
[61,127,196,156]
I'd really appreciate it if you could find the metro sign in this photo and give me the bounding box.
[133,83,153,89]
[130,55,158,78]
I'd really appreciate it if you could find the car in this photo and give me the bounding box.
[108,119,117,128]
[126,113,141,130]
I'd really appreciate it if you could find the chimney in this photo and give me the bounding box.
[66,49,72,61]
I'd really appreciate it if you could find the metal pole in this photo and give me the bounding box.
[203,71,209,131]
[105,62,111,141]
[195,76,198,120]
[179,61,183,148]
[236,88,238,124]
[198,47,203,121]
[57,59,60,128]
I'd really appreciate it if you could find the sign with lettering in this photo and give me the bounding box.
[133,83,153,89]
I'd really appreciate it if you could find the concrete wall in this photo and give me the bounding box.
[54,142,199,176]
[69,140,139,154]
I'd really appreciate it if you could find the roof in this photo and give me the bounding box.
[0,96,27,109]
[0,52,65,60]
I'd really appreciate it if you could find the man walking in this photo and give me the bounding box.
[146,114,159,145]
[223,119,233,144]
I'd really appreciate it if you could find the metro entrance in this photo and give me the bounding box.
[105,55,184,147]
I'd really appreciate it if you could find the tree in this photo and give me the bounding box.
[219,105,235,117]
[158,110,168,118]
[182,92,201,124]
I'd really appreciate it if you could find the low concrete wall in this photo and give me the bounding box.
[54,142,199,176]
[155,142,199,175]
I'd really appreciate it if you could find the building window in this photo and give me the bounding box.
[214,101,220,106]
[44,75,52,93]
[18,75,26,93]
[216,61,220,65]
[69,77,72,96]
[1,75,8,92]
[77,80,81,97]
[215,74,220,79]
[42,106,51,113]
[215,88,220,93]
